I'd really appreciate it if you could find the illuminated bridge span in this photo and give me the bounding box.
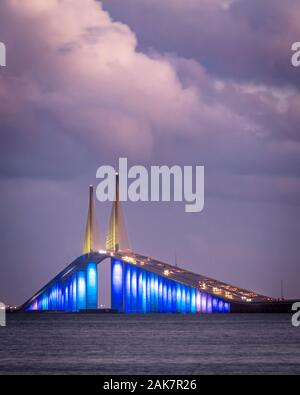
[21,176,273,314]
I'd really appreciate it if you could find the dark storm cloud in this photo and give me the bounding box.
[102,0,300,88]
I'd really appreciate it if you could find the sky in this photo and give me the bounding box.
[0,0,299,305]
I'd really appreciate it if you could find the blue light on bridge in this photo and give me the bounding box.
[125,264,131,313]
[131,266,137,313]
[87,262,98,309]
[176,284,182,313]
[111,259,123,312]
[201,293,207,313]
[207,294,213,314]
[150,274,154,310]
[124,263,131,313]
[158,277,163,312]
[172,284,177,313]
[218,300,224,313]
[72,274,77,312]
[167,282,172,313]
[142,270,147,313]
[27,299,37,311]
[42,292,49,311]
[77,271,87,310]
[155,276,159,312]
[37,296,42,311]
[58,284,63,310]
[212,297,218,313]
[151,274,159,312]
[181,286,186,313]
[64,283,69,311]
[146,272,151,313]
[196,291,201,313]
[161,280,166,312]
[224,302,230,313]
[50,285,57,310]
[191,288,196,313]
[186,287,191,313]
[137,268,143,313]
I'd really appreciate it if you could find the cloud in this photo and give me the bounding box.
[103,0,300,88]
[0,1,248,177]
[0,0,204,171]
[0,0,299,203]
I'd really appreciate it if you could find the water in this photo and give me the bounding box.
[0,313,299,375]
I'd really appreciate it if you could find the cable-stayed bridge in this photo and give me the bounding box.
[21,175,288,314]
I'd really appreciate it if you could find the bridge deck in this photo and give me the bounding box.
[114,251,273,304]
[21,250,274,311]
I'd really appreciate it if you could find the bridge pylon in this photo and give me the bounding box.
[106,173,130,253]
[83,185,102,254]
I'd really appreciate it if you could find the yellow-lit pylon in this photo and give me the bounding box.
[83,185,102,254]
[106,173,130,253]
